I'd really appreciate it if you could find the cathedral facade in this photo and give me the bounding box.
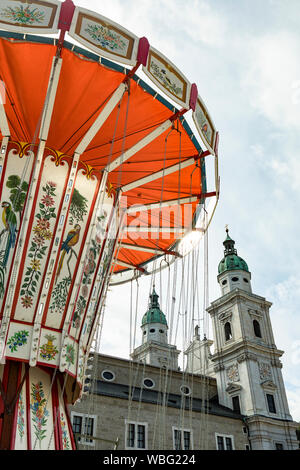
[70,232,299,450]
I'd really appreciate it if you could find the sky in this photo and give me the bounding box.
[71,0,300,422]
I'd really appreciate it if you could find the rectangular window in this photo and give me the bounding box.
[84,417,94,443]
[217,436,224,450]
[173,428,192,450]
[137,425,145,449]
[225,437,233,450]
[72,415,82,435]
[71,413,96,446]
[232,395,241,414]
[127,423,135,448]
[266,394,276,414]
[174,429,181,450]
[183,431,191,450]
[275,443,284,450]
[216,434,234,450]
[125,421,147,450]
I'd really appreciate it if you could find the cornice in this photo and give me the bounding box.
[210,339,284,362]
[207,288,272,314]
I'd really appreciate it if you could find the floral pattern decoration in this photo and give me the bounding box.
[65,343,75,366]
[60,412,71,450]
[7,329,29,352]
[84,22,127,54]
[17,389,25,441]
[30,381,49,447]
[20,181,57,309]
[0,5,45,25]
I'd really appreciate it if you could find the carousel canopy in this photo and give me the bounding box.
[0,0,219,283]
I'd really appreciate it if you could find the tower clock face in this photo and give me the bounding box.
[259,362,271,380]
[227,364,239,382]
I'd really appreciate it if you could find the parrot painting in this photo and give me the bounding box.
[56,224,81,280]
[1,201,17,268]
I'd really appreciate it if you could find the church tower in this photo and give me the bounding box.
[131,288,180,370]
[206,229,298,450]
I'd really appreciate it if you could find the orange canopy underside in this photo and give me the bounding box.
[0,36,205,276]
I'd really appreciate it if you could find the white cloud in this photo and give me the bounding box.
[242,31,300,130]
[286,388,300,422]
[264,276,300,420]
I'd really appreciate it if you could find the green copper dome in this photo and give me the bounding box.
[218,230,249,274]
[142,288,167,326]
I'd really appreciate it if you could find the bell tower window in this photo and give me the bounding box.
[253,320,262,338]
[266,393,276,414]
[224,322,232,341]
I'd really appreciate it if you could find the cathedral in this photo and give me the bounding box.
[70,231,299,450]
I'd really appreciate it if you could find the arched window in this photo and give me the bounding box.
[253,320,262,338]
[224,322,232,341]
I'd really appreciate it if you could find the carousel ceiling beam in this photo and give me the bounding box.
[105,118,173,173]
[122,226,185,233]
[106,107,191,174]
[121,154,200,193]
[120,242,182,257]
[115,259,148,273]
[39,57,63,141]
[126,196,198,214]
[75,82,127,155]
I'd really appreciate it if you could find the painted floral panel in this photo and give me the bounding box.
[20,181,57,310]
[80,17,129,57]
[46,169,99,330]
[7,329,29,352]
[14,154,68,323]
[30,381,50,449]
[0,1,56,27]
